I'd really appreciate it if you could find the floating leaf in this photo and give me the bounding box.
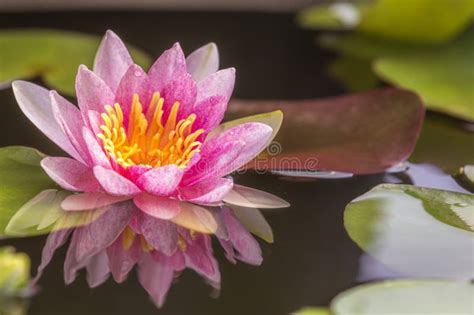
[410,116,474,173]
[331,280,474,314]
[344,184,474,279]
[227,88,424,174]
[328,55,380,91]
[458,165,474,192]
[0,29,152,96]
[375,29,474,121]
[0,146,57,236]
[357,0,474,44]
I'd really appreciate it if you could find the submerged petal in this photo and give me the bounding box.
[220,207,262,265]
[61,192,130,211]
[93,30,133,93]
[130,210,179,256]
[138,255,175,308]
[86,251,110,288]
[41,157,100,192]
[107,235,141,283]
[34,229,72,283]
[12,81,82,161]
[186,42,219,82]
[184,233,220,285]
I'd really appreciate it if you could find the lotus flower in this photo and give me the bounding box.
[12,30,288,218]
[10,30,289,307]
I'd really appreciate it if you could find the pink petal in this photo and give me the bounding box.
[74,202,133,264]
[93,166,141,196]
[220,207,262,265]
[123,165,150,182]
[93,30,133,93]
[136,165,184,196]
[186,42,219,82]
[75,65,114,125]
[148,42,187,93]
[184,233,220,284]
[160,73,197,121]
[50,91,90,165]
[87,110,103,136]
[82,127,111,168]
[12,81,81,161]
[133,193,181,220]
[41,157,100,192]
[114,64,152,121]
[86,251,110,288]
[34,229,72,283]
[129,210,178,256]
[202,122,272,176]
[107,235,141,283]
[196,67,235,103]
[193,95,227,132]
[138,255,174,308]
[61,192,130,211]
[179,177,233,205]
[224,184,290,209]
[181,140,244,186]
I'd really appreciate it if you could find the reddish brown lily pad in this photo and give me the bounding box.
[226,88,425,174]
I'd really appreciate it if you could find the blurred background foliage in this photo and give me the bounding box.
[298,0,474,121]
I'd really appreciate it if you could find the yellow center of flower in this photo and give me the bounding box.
[97,92,204,169]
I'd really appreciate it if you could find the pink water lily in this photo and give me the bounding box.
[12,30,289,220]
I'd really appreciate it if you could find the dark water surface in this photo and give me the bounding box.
[0,10,471,315]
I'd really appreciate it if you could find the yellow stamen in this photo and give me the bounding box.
[122,226,136,250]
[140,236,154,253]
[97,92,204,169]
[178,235,187,251]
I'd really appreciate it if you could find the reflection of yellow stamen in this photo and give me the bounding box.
[178,235,187,251]
[97,92,204,169]
[140,236,154,253]
[122,226,135,250]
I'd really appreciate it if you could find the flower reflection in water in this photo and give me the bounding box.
[32,197,273,307]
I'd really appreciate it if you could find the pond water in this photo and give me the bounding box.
[0,10,472,315]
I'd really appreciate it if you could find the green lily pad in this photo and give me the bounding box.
[328,55,380,91]
[357,0,474,44]
[0,146,57,236]
[409,116,474,173]
[331,280,474,314]
[344,184,474,279]
[0,29,152,96]
[374,29,474,121]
